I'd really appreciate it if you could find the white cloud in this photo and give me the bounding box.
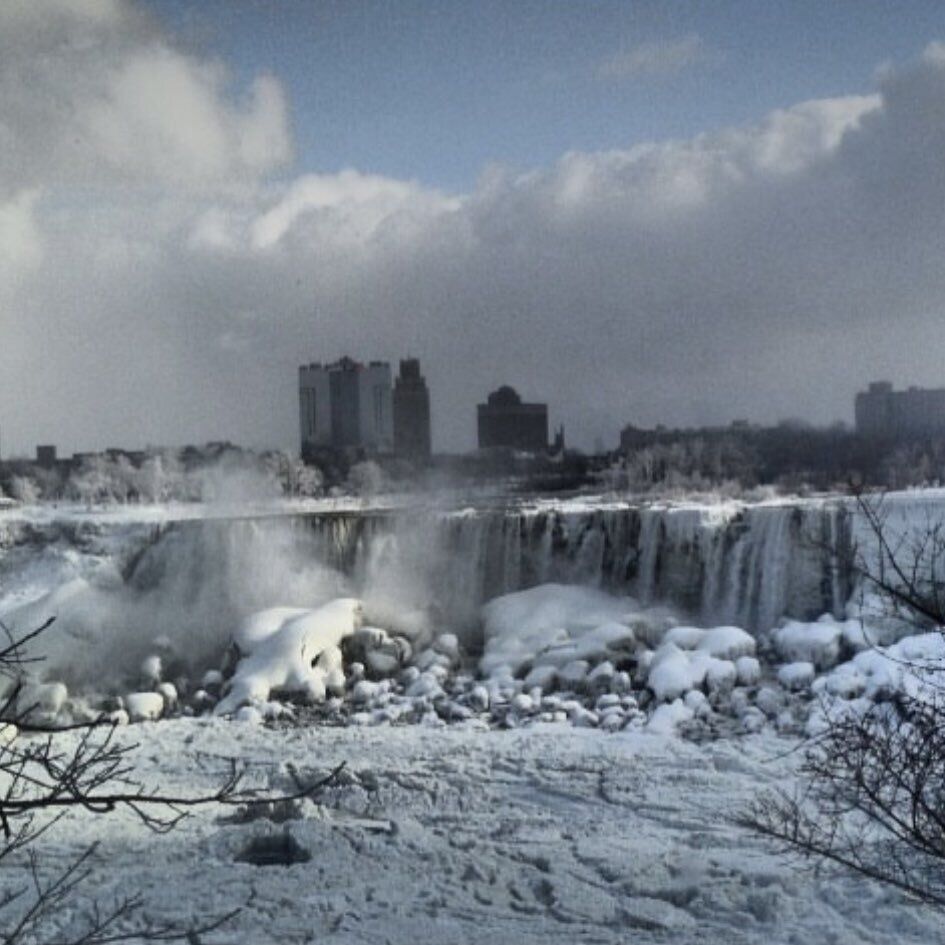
[0,0,291,196]
[250,171,459,250]
[597,34,715,81]
[0,189,42,281]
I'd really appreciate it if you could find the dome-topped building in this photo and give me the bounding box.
[477,385,548,452]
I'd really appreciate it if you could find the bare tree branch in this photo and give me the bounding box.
[744,487,945,907]
[0,617,344,943]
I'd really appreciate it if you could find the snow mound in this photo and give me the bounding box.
[480,584,642,679]
[696,626,756,661]
[125,691,164,722]
[648,644,706,702]
[773,618,843,670]
[646,643,738,703]
[777,661,815,691]
[215,598,362,715]
[816,631,945,704]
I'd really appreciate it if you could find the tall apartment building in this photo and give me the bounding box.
[392,358,432,462]
[299,357,393,457]
[855,381,945,438]
[477,385,548,452]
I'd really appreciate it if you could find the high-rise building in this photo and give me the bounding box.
[299,357,393,457]
[855,381,945,438]
[477,385,548,452]
[393,358,432,462]
[36,445,57,468]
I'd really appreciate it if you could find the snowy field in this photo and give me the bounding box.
[15,720,944,945]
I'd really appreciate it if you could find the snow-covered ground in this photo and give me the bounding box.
[8,720,943,945]
[4,491,945,941]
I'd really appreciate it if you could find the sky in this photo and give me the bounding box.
[4,0,945,455]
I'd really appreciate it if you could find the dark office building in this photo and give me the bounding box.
[392,358,432,461]
[477,386,548,452]
[855,381,945,438]
[35,445,57,468]
[299,357,393,457]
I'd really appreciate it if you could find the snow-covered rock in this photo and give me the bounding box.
[817,631,945,704]
[774,618,842,670]
[663,626,706,650]
[468,685,490,712]
[216,599,362,715]
[648,644,707,702]
[777,661,816,691]
[125,691,164,722]
[696,626,755,661]
[755,686,783,718]
[18,681,68,721]
[647,699,695,734]
[433,633,460,661]
[480,583,642,680]
[704,658,737,694]
[511,693,536,714]
[734,655,761,686]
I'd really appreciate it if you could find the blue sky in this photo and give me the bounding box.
[146,0,945,190]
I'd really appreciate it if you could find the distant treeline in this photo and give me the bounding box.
[610,424,945,493]
[0,443,323,505]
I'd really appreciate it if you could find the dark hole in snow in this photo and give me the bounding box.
[236,832,311,867]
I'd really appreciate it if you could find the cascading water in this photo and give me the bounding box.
[280,499,855,634]
[0,497,857,692]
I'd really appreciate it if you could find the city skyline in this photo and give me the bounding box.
[6,3,945,454]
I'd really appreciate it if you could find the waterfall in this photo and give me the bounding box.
[2,498,858,677]
[279,499,855,634]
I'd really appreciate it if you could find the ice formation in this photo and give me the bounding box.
[215,598,363,715]
[0,490,943,740]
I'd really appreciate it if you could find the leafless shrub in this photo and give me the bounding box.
[0,617,342,943]
[743,486,945,907]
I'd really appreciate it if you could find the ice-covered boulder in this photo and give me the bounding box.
[817,631,945,704]
[663,626,706,650]
[696,626,755,661]
[647,698,695,734]
[774,618,842,670]
[17,681,68,723]
[648,644,708,702]
[233,607,310,653]
[216,598,362,715]
[777,661,816,691]
[125,691,164,722]
[705,658,737,694]
[735,656,762,686]
[480,584,641,679]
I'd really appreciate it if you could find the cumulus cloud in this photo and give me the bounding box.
[597,34,716,81]
[2,3,945,455]
[0,0,290,196]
